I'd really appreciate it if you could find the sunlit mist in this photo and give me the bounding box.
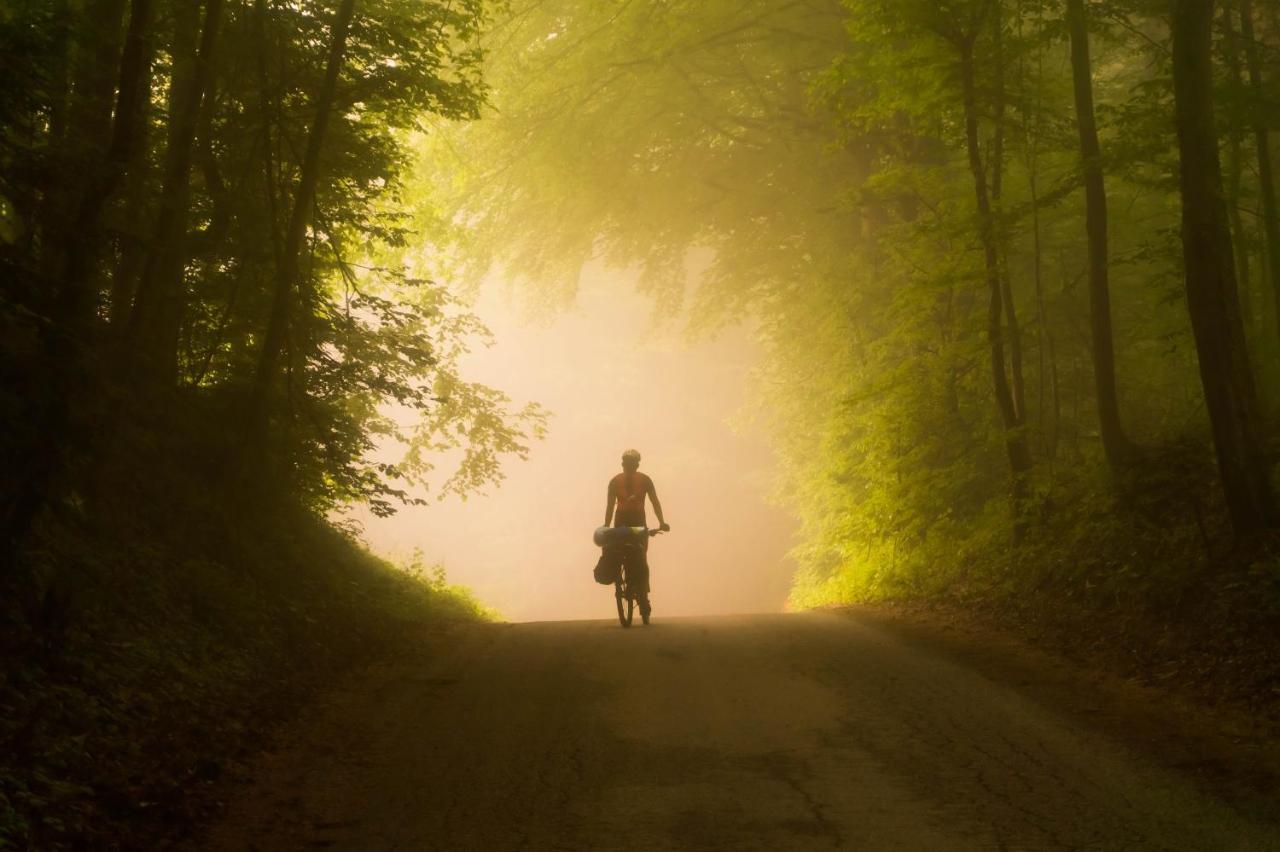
[356,263,795,621]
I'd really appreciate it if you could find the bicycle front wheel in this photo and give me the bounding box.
[615,582,633,627]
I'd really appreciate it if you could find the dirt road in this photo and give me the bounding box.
[198,612,1279,850]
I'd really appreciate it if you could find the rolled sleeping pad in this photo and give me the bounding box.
[593,526,646,546]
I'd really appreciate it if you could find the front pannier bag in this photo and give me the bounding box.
[593,549,623,585]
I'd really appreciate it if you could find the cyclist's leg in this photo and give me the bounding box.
[632,548,652,620]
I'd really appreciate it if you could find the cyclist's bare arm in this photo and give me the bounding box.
[604,481,616,527]
[647,481,669,530]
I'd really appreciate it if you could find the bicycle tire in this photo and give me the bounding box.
[615,579,633,627]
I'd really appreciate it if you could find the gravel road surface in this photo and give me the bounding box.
[198,612,1279,850]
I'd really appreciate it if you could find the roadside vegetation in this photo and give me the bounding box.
[1,476,491,847]
[0,0,525,845]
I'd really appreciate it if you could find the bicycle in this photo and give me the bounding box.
[593,526,664,627]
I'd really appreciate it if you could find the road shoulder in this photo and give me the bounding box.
[836,603,1280,826]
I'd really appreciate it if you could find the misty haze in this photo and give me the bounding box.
[358,263,795,622]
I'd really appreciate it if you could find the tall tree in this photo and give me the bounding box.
[49,0,146,331]
[990,0,1028,425]
[1238,0,1280,347]
[1067,0,1130,464]
[954,9,1034,513]
[3,0,155,559]
[128,0,224,388]
[1244,0,1280,347]
[40,0,127,283]
[1171,0,1274,536]
[1220,1,1254,335]
[108,21,156,328]
[250,0,358,426]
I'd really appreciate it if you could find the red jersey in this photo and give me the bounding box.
[609,471,653,527]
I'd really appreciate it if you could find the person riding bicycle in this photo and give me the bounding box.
[603,449,669,623]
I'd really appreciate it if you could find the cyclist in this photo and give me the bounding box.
[603,448,670,623]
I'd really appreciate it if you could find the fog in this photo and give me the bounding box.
[357,264,796,622]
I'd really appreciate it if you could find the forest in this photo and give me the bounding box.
[3,0,1280,846]
[413,0,1280,649]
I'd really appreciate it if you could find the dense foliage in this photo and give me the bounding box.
[0,1,534,844]
[412,0,1280,610]
[0,0,545,558]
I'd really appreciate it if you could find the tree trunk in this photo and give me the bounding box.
[1018,4,1057,461]
[128,0,223,388]
[1066,0,1130,465]
[67,0,129,158]
[958,34,1033,514]
[41,0,127,313]
[4,0,155,567]
[1240,0,1280,348]
[989,1,1027,425]
[250,0,358,425]
[55,0,154,333]
[190,70,231,257]
[252,0,285,302]
[46,4,72,149]
[1171,0,1275,536]
[109,10,157,327]
[36,0,73,281]
[1030,169,1060,462]
[108,105,153,321]
[1220,2,1254,339]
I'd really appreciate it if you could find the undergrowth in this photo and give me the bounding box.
[0,449,491,849]
[792,441,1280,712]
